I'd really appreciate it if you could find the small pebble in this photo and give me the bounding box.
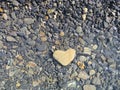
[0,7,3,12]
[24,18,35,24]
[82,14,86,20]
[32,80,40,87]
[2,13,7,20]
[78,71,89,80]
[83,47,91,55]
[83,7,88,13]
[41,36,47,42]
[89,70,96,76]
[79,56,87,62]
[83,85,96,90]
[40,31,45,37]
[16,81,21,88]
[77,61,85,70]
[92,76,101,85]
[92,44,98,50]
[6,36,17,42]
[26,61,37,68]
[60,31,65,36]
[0,41,3,49]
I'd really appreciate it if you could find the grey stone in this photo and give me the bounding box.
[61,80,77,90]
[24,18,35,24]
[92,77,101,85]
[26,40,35,46]
[66,80,76,88]
[0,41,3,49]
[83,85,96,90]
[36,43,47,51]
[6,36,17,42]
[11,12,16,19]
[12,0,19,6]
[76,26,84,36]
[20,27,28,31]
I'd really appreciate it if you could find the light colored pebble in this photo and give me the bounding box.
[2,13,7,20]
[92,44,98,50]
[79,56,87,62]
[83,7,88,13]
[82,14,86,20]
[6,36,17,42]
[78,71,89,80]
[89,70,96,76]
[83,47,91,55]
[83,85,96,90]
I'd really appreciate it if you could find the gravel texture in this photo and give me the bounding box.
[0,0,120,90]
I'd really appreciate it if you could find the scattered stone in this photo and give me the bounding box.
[70,71,78,78]
[89,70,96,76]
[79,56,87,62]
[41,36,47,42]
[79,37,85,45]
[62,80,77,89]
[55,40,60,45]
[11,12,16,19]
[16,81,21,88]
[60,31,65,36]
[82,14,86,20]
[92,44,98,50]
[88,61,92,65]
[16,54,23,60]
[83,85,96,90]
[77,61,85,70]
[0,41,3,49]
[32,80,40,87]
[83,7,88,13]
[24,18,35,24]
[40,31,45,37]
[26,61,37,68]
[0,7,3,12]
[2,13,7,20]
[39,31,47,42]
[76,26,84,36]
[78,71,89,80]
[53,48,76,66]
[66,80,76,88]
[36,43,47,51]
[6,36,17,42]
[109,63,116,69]
[12,0,19,6]
[91,53,96,59]
[83,47,91,55]
[101,55,106,62]
[92,73,101,85]
[47,9,55,14]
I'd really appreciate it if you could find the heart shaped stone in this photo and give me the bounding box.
[53,48,76,66]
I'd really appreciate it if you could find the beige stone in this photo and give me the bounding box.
[53,48,76,66]
[83,85,96,90]
[2,13,7,20]
[78,71,89,80]
[83,47,91,55]
[82,14,86,20]
[92,44,98,50]
[89,70,96,76]
[83,7,88,13]
[60,31,65,36]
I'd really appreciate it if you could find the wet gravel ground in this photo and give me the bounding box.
[0,0,120,90]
